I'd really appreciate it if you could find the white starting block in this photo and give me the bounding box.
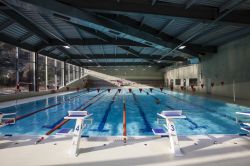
[0,112,16,128]
[153,110,186,157]
[236,112,250,132]
[64,111,93,157]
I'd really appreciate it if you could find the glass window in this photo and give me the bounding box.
[47,58,55,89]
[175,79,181,85]
[189,78,198,86]
[0,42,17,94]
[38,54,46,91]
[18,49,34,92]
[56,60,62,88]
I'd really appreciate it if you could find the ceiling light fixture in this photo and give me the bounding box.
[178,45,186,50]
[148,65,152,68]
[88,59,93,62]
[63,45,70,49]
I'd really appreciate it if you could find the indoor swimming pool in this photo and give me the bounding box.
[0,89,249,136]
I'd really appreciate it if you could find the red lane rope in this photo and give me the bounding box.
[44,90,107,136]
[123,97,127,143]
[16,90,92,121]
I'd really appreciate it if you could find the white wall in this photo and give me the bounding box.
[164,35,250,100]
[87,66,164,87]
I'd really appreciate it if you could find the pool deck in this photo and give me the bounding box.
[0,135,249,166]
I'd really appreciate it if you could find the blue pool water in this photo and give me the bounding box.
[0,89,249,136]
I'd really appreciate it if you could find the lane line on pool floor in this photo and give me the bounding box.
[44,90,108,136]
[96,90,119,132]
[156,89,236,122]
[131,92,152,133]
[15,90,95,121]
[35,90,108,144]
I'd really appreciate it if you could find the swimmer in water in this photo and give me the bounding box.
[155,99,160,104]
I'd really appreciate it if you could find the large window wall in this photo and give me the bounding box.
[0,42,17,94]
[0,41,85,94]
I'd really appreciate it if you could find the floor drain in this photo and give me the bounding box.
[234,142,237,144]
[103,144,106,146]
[144,144,147,146]
[194,143,198,145]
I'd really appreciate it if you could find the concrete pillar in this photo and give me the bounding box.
[61,61,64,87]
[15,47,19,85]
[54,59,57,89]
[45,56,48,90]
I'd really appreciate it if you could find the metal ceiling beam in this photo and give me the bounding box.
[37,38,149,49]
[0,33,72,62]
[203,27,250,46]
[0,1,50,44]
[13,0,174,51]
[19,32,33,43]
[56,0,250,26]
[159,0,247,60]
[0,19,13,31]
[44,53,186,61]
[80,62,170,67]
[99,14,217,55]
[220,0,245,13]
[66,22,156,64]
[185,0,197,9]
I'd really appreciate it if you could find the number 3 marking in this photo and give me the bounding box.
[170,125,175,131]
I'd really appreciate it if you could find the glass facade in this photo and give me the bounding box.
[0,41,84,95]
[0,42,17,94]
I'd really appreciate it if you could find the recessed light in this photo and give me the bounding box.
[157,60,161,63]
[130,68,134,70]
[148,65,152,68]
[63,45,70,49]
[178,45,186,50]
[97,65,101,67]
[88,59,93,62]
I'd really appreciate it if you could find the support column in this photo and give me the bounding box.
[61,61,64,88]
[45,56,48,91]
[54,59,57,89]
[35,53,39,91]
[15,47,19,85]
[68,64,70,83]
[73,65,76,81]
[32,52,36,91]
[78,66,81,79]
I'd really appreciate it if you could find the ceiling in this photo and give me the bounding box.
[0,0,250,68]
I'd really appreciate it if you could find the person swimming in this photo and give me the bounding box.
[155,99,160,104]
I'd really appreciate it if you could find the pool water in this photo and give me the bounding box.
[0,89,249,136]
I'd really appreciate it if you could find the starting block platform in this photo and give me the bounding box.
[64,111,93,157]
[236,112,250,132]
[153,110,186,157]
